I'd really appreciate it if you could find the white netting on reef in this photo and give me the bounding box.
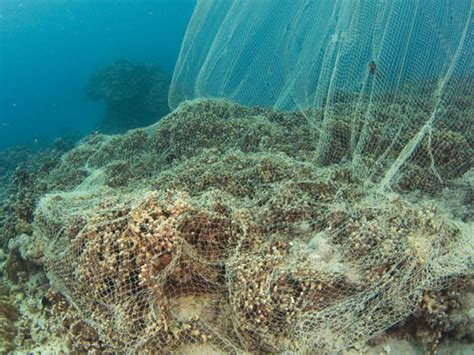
[35,99,473,353]
[170,0,473,190]
[34,0,473,353]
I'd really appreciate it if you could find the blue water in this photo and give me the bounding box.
[0,0,195,149]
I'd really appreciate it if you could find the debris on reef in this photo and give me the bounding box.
[32,97,473,353]
[0,88,472,352]
[87,59,170,133]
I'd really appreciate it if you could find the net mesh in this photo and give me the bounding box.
[170,0,473,190]
[36,99,473,352]
[34,0,473,353]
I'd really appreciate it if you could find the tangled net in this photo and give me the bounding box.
[35,99,473,353]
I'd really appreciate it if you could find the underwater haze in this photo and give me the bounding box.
[0,0,195,149]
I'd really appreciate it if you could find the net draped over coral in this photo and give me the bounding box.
[35,0,473,353]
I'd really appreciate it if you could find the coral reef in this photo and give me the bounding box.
[0,80,472,352]
[33,98,473,353]
[0,226,108,353]
[0,288,19,354]
[412,280,471,351]
[383,277,474,354]
[0,145,65,248]
[0,137,97,353]
[87,59,170,133]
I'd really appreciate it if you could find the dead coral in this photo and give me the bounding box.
[0,286,19,353]
[46,290,106,353]
[413,129,472,180]
[404,278,473,353]
[32,98,473,353]
[41,191,241,351]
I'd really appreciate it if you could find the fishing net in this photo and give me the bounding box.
[35,0,473,353]
[170,0,473,190]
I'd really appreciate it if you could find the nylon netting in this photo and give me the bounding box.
[35,99,473,353]
[170,0,473,190]
[35,0,473,353]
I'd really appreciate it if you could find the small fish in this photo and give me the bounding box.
[368,60,381,79]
